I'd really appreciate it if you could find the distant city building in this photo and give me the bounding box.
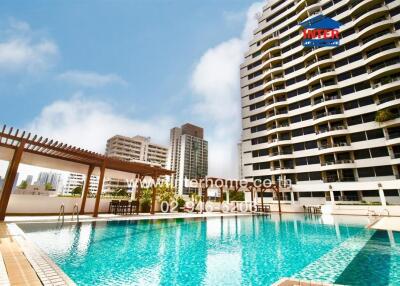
[167,123,208,196]
[63,172,99,195]
[104,134,168,192]
[12,173,19,192]
[35,172,62,192]
[25,175,33,186]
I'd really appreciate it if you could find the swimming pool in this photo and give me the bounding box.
[19,214,400,286]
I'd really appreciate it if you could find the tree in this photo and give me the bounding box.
[18,180,28,189]
[71,186,82,196]
[45,182,53,190]
[113,188,128,197]
[157,184,175,203]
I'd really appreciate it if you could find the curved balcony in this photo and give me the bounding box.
[311,96,342,111]
[313,111,345,125]
[361,32,399,52]
[350,0,381,16]
[308,84,339,99]
[308,70,336,86]
[354,5,389,28]
[317,143,352,155]
[315,126,348,139]
[320,159,355,171]
[366,48,400,66]
[371,76,400,94]
[368,63,400,81]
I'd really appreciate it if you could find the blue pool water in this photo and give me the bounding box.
[19,214,400,286]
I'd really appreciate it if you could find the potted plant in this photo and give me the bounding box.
[176,196,186,212]
[140,188,152,213]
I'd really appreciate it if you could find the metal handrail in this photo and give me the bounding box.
[72,203,79,222]
[58,203,65,223]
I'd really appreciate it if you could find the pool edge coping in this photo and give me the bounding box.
[7,223,77,286]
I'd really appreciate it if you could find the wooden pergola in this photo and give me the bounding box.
[0,125,173,221]
[198,177,281,213]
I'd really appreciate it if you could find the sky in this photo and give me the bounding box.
[0,0,265,181]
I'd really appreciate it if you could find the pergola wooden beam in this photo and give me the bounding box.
[0,125,174,220]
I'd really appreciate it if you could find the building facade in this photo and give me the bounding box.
[167,123,208,196]
[104,135,168,192]
[241,0,400,204]
[63,172,99,195]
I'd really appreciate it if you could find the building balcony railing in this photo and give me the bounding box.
[313,110,342,120]
[324,176,357,183]
[318,142,349,150]
[369,58,400,74]
[362,30,391,45]
[387,132,400,140]
[373,76,400,89]
[316,125,346,134]
[321,159,354,166]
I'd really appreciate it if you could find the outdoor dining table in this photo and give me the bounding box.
[109,200,138,215]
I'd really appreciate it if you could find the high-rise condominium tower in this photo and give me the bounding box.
[167,123,208,196]
[104,135,168,192]
[240,0,400,203]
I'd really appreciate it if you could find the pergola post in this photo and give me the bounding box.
[0,140,25,221]
[80,164,95,215]
[219,186,224,213]
[150,175,158,214]
[136,175,143,215]
[93,162,106,217]
[260,187,264,212]
[249,186,254,212]
[275,185,282,214]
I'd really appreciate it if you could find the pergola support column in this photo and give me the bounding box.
[136,175,143,215]
[0,140,25,221]
[150,175,158,214]
[93,162,106,217]
[219,186,224,213]
[80,165,95,215]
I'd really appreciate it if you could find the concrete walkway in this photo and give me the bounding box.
[5,212,253,224]
[370,216,400,232]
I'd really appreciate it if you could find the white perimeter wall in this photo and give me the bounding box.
[6,194,112,214]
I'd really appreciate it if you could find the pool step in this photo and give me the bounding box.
[292,229,374,283]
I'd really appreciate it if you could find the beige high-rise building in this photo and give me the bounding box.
[104,135,168,192]
[167,123,208,196]
[240,0,400,205]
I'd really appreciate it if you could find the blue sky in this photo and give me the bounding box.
[0,0,264,178]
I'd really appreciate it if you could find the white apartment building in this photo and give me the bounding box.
[104,135,168,192]
[167,123,208,196]
[63,172,99,195]
[241,0,400,205]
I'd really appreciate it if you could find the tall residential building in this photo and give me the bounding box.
[167,123,208,196]
[25,175,33,186]
[104,135,168,192]
[240,0,400,203]
[63,173,99,195]
[35,172,62,192]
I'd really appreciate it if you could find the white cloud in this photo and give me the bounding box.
[27,95,175,153]
[57,70,127,88]
[0,20,58,74]
[190,2,264,178]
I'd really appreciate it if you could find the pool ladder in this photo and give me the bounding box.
[58,203,80,224]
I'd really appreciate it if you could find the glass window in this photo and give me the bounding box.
[297,173,309,181]
[344,100,358,110]
[347,116,362,126]
[362,112,375,123]
[305,140,317,149]
[291,115,301,123]
[292,128,303,137]
[303,126,314,135]
[375,166,393,176]
[366,129,384,140]
[295,157,307,166]
[359,96,374,106]
[351,131,366,142]
[370,147,389,158]
[307,156,320,164]
[384,189,399,196]
[354,149,370,160]
[358,167,375,177]
[293,143,304,151]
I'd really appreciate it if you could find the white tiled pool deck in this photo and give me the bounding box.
[370,216,400,232]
